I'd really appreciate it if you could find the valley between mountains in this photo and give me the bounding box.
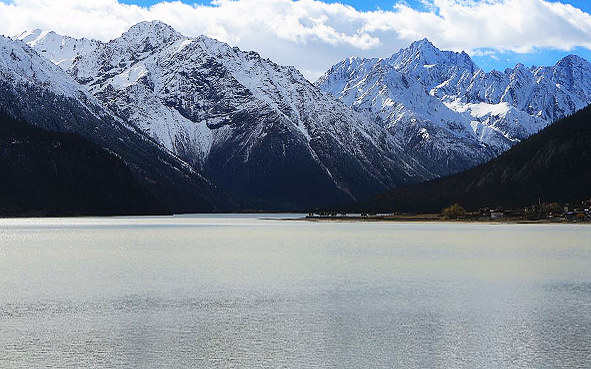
[1,21,590,214]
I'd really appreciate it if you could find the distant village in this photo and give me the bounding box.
[307,199,591,222]
[479,199,591,222]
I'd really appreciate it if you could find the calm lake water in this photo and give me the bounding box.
[1,214,590,368]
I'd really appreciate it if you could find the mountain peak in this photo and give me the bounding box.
[14,29,49,44]
[405,38,440,56]
[410,38,435,49]
[125,20,174,32]
[119,20,183,48]
[398,38,442,60]
[388,38,479,74]
[556,54,590,68]
[20,28,42,37]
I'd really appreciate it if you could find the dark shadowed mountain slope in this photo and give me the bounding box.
[358,104,591,213]
[0,112,167,216]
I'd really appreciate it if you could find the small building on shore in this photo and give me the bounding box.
[490,211,504,220]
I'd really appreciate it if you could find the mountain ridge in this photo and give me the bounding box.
[18,21,436,209]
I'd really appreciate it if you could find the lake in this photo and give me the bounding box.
[1,215,590,368]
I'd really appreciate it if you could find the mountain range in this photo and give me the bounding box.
[15,21,437,209]
[1,21,590,213]
[317,38,591,177]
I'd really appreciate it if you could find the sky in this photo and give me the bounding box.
[1,0,591,81]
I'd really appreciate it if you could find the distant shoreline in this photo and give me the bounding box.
[1,213,588,225]
[298,214,590,224]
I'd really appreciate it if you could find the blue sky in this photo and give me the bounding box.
[116,0,409,9]
[2,0,591,80]
[473,47,591,73]
[118,0,590,13]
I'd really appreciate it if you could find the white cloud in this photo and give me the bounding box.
[1,0,590,80]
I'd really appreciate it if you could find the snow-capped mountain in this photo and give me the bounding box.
[317,39,591,176]
[19,21,434,208]
[0,35,232,212]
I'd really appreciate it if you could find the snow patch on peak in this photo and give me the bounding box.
[176,39,194,53]
[0,35,124,127]
[0,35,80,99]
[111,63,148,89]
[14,29,47,44]
[14,29,100,71]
